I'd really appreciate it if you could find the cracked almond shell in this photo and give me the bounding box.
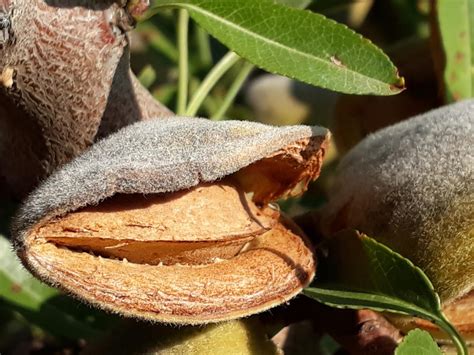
[37,182,278,265]
[13,117,330,324]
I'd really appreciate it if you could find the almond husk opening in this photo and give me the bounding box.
[20,137,326,323]
[34,182,277,265]
[24,219,315,323]
[235,136,328,204]
[27,136,327,267]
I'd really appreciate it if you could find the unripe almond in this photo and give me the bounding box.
[321,100,473,339]
[13,118,330,324]
[83,318,281,355]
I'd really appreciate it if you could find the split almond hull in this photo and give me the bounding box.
[21,220,316,324]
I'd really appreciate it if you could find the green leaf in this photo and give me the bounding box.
[0,236,117,340]
[150,0,404,95]
[303,230,468,355]
[274,0,312,9]
[436,0,474,102]
[395,329,442,355]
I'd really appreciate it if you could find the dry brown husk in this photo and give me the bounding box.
[0,0,171,198]
[14,118,330,324]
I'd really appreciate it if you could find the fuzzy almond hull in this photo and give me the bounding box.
[12,118,329,323]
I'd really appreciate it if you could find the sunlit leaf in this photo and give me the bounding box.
[436,0,474,102]
[304,231,468,355]
[395,329,442,355]
[150,0,405,95]
[274,0,312,9]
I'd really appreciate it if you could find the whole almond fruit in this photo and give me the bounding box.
[13,118,330,324]
[321,100,473,341]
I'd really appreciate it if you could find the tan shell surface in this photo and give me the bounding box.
[236,136,328,204]
[442,293,474,336]
[35,182,277,265]
[23,219,315,324]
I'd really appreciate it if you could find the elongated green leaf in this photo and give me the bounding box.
[0,236,116,340]
[437,0,474,102]
[305,287,437,320]
[275,0,312,9]
[151,0,404,95]
[395,329,442,355]
[303,230,467,355]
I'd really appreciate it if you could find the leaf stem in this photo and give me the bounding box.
[176,9,189,115]
[212,61,254,120]
[434,313,468,355]
[196,27,213,68]
[185,51,241,116]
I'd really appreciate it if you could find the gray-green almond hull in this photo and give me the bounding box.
[323,100,474,303]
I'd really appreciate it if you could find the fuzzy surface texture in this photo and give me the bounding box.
[13,117,327,243]
[323,99,474,303]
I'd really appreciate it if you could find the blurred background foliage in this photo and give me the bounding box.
[1,0,454,353]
